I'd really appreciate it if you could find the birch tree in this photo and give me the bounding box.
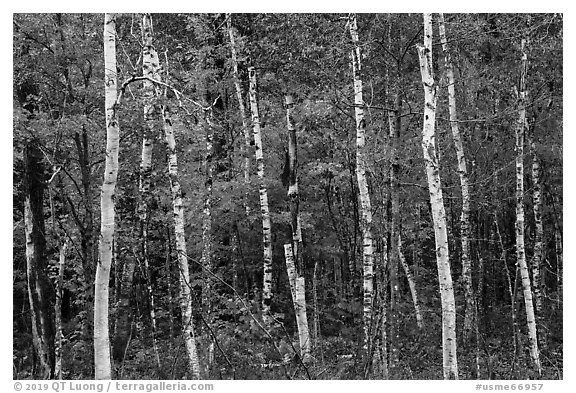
[227,14,251,217]
[398,235,424,329]
[284,245,311,362]
[54,238,68,379]
[284,94,311,362]
[140,13,161,368]
[248,66,273,323]
[438,13,476,341]
[528,118,545,348]
[416,13,458,379]
[349,13,374,353]
[162,102,202,378]
[201,110,215,367]
[94,13,119,379]
[515,37,542,376]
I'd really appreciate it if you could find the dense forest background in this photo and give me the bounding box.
[12,13,562,380]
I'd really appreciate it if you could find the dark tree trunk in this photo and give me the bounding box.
[24,139,55,379]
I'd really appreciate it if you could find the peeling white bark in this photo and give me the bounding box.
[163,107,201,379]
[248,66,273,323]
[515,38,542,376]
[417,13,458,380]
[438,13,476,340]
[94,13,119,380]
[349,13,374,352]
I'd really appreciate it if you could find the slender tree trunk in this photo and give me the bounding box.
[162,104,201,379]
[112,254,136,364]
[284,94,311,360]
[514,38,542,376]
[73,126,95,361]
[494,216,519,377]
[417,13,458,380]
[54,237,68,379]
[527,119,545,348]
[24,140,55,379]
[349,13,374,355]
[201,111,215,368]
[284,245,311,362]
[227,14,251,217]
[139,15,162,369]
[375,244,389,379]
[554,225,562,309]
[312,259,320,347]
[248,66,273,323]
[286,95,304,272]
[438,13,476,341]
[231,229,240,294]
[94,13,120,379]
[384,16,402,369]
[165,226,175,338]
[397,235,424,329]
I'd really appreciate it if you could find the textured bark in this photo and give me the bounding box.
[201,114,214,314]
[54,238,68,379]
[555,225,562,308]
[284,245,311,362]
[139,11,157,265]
[375,243,389,379]
[24,140,55,379]
[248,66,273,323]
[286,94,304,274]
[417,13,458,380]
[140,14,162,368]
[349,13,374,353]
[284,94,311,356]
[165,226,175,338]
[398,235,424,329]
[201,112,215,368]
[438,13,476,341]
[515,38,542,375]
[227,14,251,217]
[94,13,119,379]
[528,120,545,348]
[163,105,201,379]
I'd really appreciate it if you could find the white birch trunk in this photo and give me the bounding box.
[349,13,374,353]
[528,121,545,347]
[284,244,311,362]
[515,38,542,375]
[54,238,68,379]
[162,107,201,379]
[140,12,161,370]
[94,13,119,379]
[248,66,273,323]
[438,13,476,340]
[201,112,215,367]
[417,13,458,380]
[227,14,252,217]
[285,94,311,357]
[555,225,562,309]
[397,235,424,329]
